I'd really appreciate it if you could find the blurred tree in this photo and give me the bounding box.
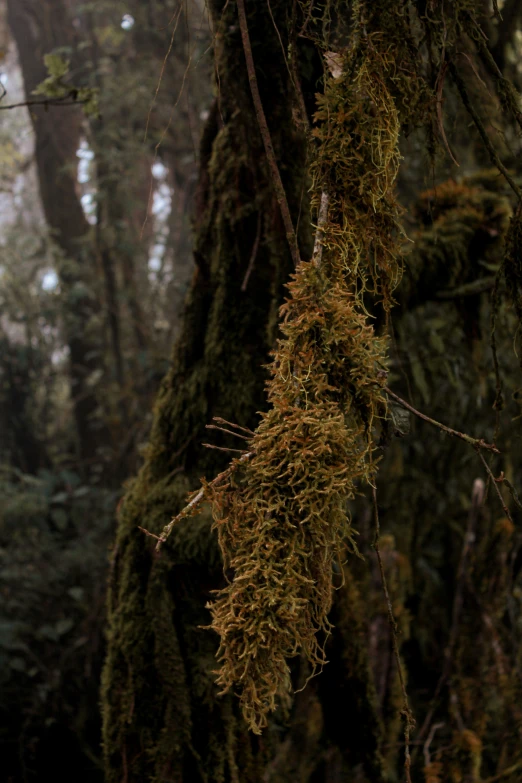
[7,0,107,464]
[0,1,210,779]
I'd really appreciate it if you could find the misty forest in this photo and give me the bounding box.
[2,1,522,782]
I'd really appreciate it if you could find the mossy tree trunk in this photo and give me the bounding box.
[102,2,522,781]
[101,2,385,781]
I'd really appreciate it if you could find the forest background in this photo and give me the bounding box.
[1,1,522,782]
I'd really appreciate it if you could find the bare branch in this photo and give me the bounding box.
[372,485,415,783]
[385,388,499,453]
[139,451,253,551]
[236,0,301,268]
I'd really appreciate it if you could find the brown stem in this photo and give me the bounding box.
[236,0,301,268]
[449,61,522,200]
[385,387,499,453]
[139,451,254,551]
[372,485,415,783]
[413,478,484,758]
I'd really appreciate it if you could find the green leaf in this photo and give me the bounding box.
[55,619,74,637]
[43,53,69,80]
[67,587,85,602]
[9,657,27,672]
[51,508,68,531]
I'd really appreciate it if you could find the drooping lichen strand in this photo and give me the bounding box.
[206,35,405,733]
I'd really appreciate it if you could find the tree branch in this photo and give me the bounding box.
[449,61,522,200]
[385,388,499,453]
[0,96,87,110]
[236,0,301,268]
[140,451,253,551]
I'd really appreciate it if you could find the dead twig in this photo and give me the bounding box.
[482,759,522,783]
[423,722,445,770]
[0,96,88,110]
[241,212,263,291]
[206,424,252,441]
[496,473,522,511]
[475,448,514,524]
[139,451,253,551]
[372,485,415,783]
[435,62,459,166]
[385,388,499,453]
[449,61,522,200]
[413,479,485,759]
[212,417,255,436]
[236,0,301,268]
[202,443,246,454]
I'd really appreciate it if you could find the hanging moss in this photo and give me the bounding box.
[204,33,407,734]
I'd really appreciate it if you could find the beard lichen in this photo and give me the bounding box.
[204,35,407,734]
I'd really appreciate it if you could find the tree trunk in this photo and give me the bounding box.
[7,0,107,464]
[102,2,385,780]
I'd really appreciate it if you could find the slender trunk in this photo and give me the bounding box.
[7,0,107,464]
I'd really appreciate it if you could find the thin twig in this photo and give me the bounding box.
[241,211,262,291]
[385,387,499,453]
[449,61,522,200]
[435,62,459,166]
[490,267,504,418]
[423,722,445,770]
[289,0,311,133]
[139,451,253,551]
[236,0,301,268]
[137,526,164,542]
[0,97,87,110]
[436,275,496,300]
[482,760,522,783]
[213,417,255,436]
[372,486,415,783]
[206,424,252,441]
[202,443,246,453]
[413,479,484,759]
[497,474,522,511]
[475,448,514,524]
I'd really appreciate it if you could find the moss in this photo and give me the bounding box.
[400,176,512,309]
[206,31,406,733]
